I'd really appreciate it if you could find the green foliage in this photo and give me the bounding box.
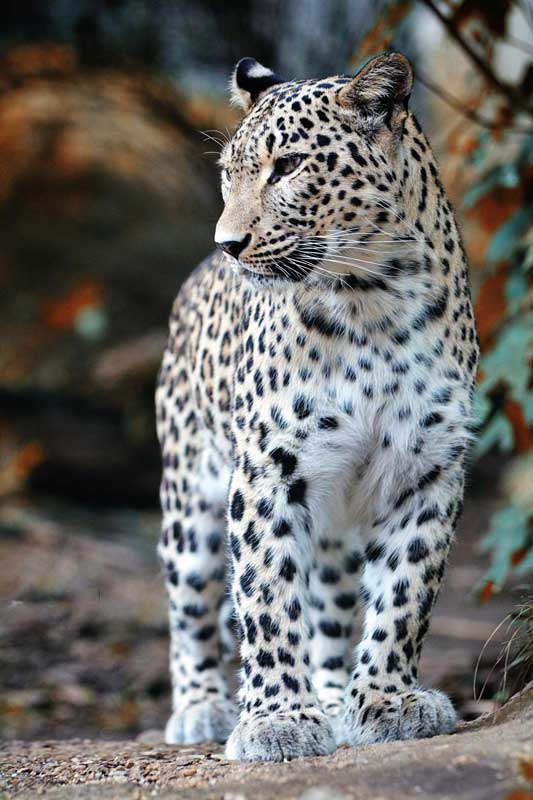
[358,0,533,597]
[474,308,533,457]
[480,500,533,589]
[471,131,533,594]
[486,208,532,266]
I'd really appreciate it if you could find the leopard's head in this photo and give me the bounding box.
[215,52,419,288]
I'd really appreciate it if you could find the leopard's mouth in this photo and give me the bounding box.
[236,239,328,283]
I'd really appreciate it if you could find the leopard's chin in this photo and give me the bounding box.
[239,265,338,293]
[240,269,294,291]
[239,250,326,285]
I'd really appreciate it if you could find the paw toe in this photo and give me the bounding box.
[165,699,238,745]
[225,709,336,762]
[345,688,456,745]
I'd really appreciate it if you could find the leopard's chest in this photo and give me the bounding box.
[190,268,466,513]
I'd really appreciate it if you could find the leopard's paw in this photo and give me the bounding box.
[225,708,336,762]
[345,687,456,745]
[165,699,238,745]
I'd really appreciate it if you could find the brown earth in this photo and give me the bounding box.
[1,485,530,799]
[1,685,532,800]
[0,466,521,743]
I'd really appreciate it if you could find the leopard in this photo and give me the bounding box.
[155,52,479,763]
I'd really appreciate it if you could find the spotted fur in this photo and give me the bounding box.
[156,52,479,762]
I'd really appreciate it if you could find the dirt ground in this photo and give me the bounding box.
[1,685,532,799]
[0,469,530,797]
[0,470,522,743]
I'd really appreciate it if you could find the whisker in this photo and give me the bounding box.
[296,248,401,273]
[295,246,387,270]
[311,235,416,247]
[284,253,353,285]
[320,262,386,278]
[266,255,294,282]
[201,128,231,146]
[366,199,421,239]
[295,253,387,280]
[304,242,413,258]
[310,240,414,249]
[312,232,415,243]
[200,133,225,149]
[305,262,352,288]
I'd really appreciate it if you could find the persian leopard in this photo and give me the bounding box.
[156,52,479,762]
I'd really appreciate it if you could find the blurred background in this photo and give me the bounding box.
[0,0,531,742]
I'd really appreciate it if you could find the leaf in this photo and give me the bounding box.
[462,163,520,209]
[451,0,512,40]
[479,579,496,603]
[511,545,529,566]
[478,504,532,591]
[474,262,508,348]
[475,312,533,456]
[487,208,533,265]
[478,454,533,590]
[475,411,514,456]
[352,0,413,64]
[503,398,533,454]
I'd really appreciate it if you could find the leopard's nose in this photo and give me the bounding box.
[216,233,251,260]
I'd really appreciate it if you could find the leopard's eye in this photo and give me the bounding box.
[269,154,304,184]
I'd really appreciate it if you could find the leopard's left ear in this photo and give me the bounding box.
[231,58,286,112]
[337,52,413,133]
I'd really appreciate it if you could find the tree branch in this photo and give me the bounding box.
[419,0,533,120]
[416,71,533,134]
[507,34,533,58]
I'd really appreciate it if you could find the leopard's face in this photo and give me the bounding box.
[215,55,416,288]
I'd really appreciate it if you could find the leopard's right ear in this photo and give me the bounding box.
[231,58,286,112]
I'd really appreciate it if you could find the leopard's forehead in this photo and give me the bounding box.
[226,76,352,167]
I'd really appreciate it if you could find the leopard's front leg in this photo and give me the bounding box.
[225,444,336,762]
[157,346,237,745]
[344,472,461,745]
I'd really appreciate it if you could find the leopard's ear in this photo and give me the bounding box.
[231,58,286,112]
[337,52,413,133]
